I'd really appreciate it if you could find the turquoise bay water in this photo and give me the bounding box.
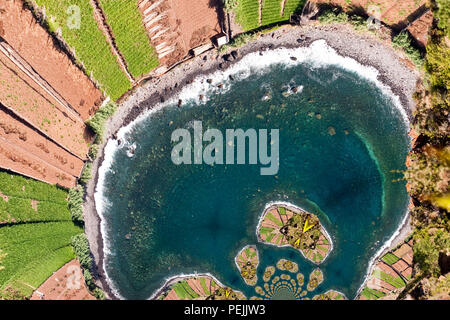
[98,54,410,300]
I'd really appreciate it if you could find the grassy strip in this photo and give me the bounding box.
[235,0,261,31]
[99,0,159,78]
[0,221,82,298]
[6,246,75,298]
[261,0,283,26]
[71,233,105,299]
[281,0,304,19]
[86,101,117,143]
[382,252,400,265]
[361,287,386,300]
[68,186,84,222]
[0,197,71,224]
[34,0,131,100]
[392,32,424,67]
[0,170,67,204]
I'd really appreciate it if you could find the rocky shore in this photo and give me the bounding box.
[83,23,420,299]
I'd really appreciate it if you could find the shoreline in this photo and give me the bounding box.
[83,23,420,300]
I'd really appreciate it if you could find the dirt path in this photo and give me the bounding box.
[258,0,263,26]
[90,0,135,83]
[280,0,287,16]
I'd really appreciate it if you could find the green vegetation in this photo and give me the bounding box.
[223,0,239,12]
[219,32,259,53]
[382,252,400,265]
[0,171,71,224]
[392,32,424,67]
[413,228,450,277]
[403,0,449,300]
[71,233,92,270]
[0,171,83,299]
[317,8,349,24]
[361,287,386,300]
[0,249,6,271]
[71,233,106,299]
[80,162,93,185]
[261,0,283,26]
[235,0,260,31]
[234,0,305,31]
[0,222,81,298]
[33,0,131,100]
[99,0,159,78]
[68,186,84,222]
[86,101,117,142]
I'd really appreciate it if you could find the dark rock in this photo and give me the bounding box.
[230,50,239,60]
[223,54,232,62]
[178,99,183,107]
[207,78,213,84]
[439,250,450,274]
[290,56,297,61]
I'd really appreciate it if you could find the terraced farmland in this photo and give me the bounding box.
[99,0,159,78]
[0,171,82,299]
[235,0,305,31]
[261,0,283,25]
[235,0,261,31]
[33,0,131,100]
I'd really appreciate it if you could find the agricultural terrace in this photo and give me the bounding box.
[33,0,132,100]
[359,237,413,300]
[99,0,159,78]
[306,268,323,291]
[257,204,332,264]
[235,246,259,286]
[234,0,306,31]
[313,289,346,300]
[158,275,245,300]
[0,49,93,160]
[0,171,82,299]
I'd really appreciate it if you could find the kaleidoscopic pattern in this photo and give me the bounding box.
[249,259,346,300]
[235,245,259,286]
[257,204,332,264]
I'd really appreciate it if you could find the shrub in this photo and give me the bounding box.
[68,186,84,222]
[71,233,92,270]
[88,144,99,160]
[414,228,450,277]
[392,32,424,67]
[317,9,348,24]
[86,101,117,142]
[219,32,258,53]
[92,287,106,300]
[80,162,92,185]
[223,0,239,12]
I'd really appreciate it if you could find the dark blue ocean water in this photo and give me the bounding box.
[99,61,410,300]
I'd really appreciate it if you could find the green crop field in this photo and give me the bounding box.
[235,0,261,31]
[34,0,131,100]
[282,0,305,19]
[99,0,159,78]
[0,171,82,299]
[261,0,283,26]
[235,0,305,31]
